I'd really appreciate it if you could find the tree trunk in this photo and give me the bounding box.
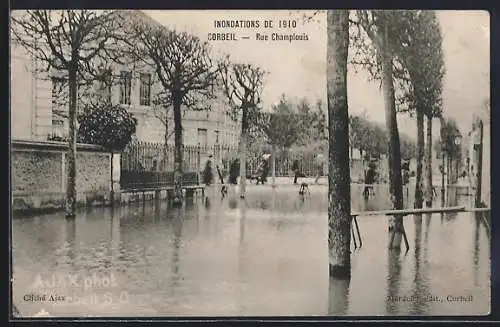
[326,10,351,279]
[65,63,78,218]
[414,109,424,209]
[350,146,354,167]
[380,19,405,251]
[424,116,433,207]
[239,107,248,198]
[172,90,183,207]
[440,117,446,206]
[271,144,277,187]
[164,112,169,170]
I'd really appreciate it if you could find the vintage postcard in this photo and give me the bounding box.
[10,9,490,318]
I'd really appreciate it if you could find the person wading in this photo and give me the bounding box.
[363,161,376,199]
[229,157,240,185]
[292,159,300,185]
[314,152,325,184]
[257,154,271,185]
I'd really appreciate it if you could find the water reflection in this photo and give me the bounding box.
[239,201,246,245]
[444,189,459,221]
[385,250,402,315]
[328,278,350,315]
[409,215,431,315]
[168,208,184,308]
[424,213,431,244]
[110,208,120,265]
[237,201,247,315]
[473,214,481,287]
[11,185,490,317]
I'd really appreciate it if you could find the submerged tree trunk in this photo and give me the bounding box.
[65,63,78,218]
[239,107,248,198]
[172,90,184,207]
[380,20,405,251]
[326,10,351,279]
[414,109,424,209]
[425,116,433,207]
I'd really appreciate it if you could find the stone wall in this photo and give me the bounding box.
[11,140,113,213]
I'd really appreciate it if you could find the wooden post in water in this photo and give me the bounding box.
[474,120,484,208]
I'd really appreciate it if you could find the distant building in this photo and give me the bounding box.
[10,10,240,147]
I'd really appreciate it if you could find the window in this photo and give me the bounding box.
[51,77,65,110]
[51,117,65,135]
[197,128,208,148]
[51,77,67,136]
[214,130,220,144]
[139,73,151,106]
[119,71,132,105]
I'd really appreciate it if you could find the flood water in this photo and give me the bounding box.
[12,182,490,317]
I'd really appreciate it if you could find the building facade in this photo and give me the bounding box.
[10,11,240,148]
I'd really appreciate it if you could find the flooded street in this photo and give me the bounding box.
[12,183,490,317]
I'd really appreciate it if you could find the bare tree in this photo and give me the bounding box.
[11,10,129,218]
[219,58,267,198]
[327,10,352,279]
[129,15,220,206]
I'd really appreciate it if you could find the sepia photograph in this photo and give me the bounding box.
[10,9,490,318]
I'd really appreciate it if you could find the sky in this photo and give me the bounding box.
[143,10,490,140]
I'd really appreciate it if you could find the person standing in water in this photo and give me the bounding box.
[363,162,376,199]
[314,153,325,184]
[202,155,214,185]
[229,157,240,185]
[292,159,300,184]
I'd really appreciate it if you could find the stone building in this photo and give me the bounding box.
[10,10,240,148]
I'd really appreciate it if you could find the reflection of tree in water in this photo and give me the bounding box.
[328,278,350,315]
[237,203,247,315]
[168,208,184,307]
[238,201,246,245]
[472,213,481,286]
[65,218,77,268]
[409,215,431,315]
[424,213,431,244]
[385,250,402,315]
[109,207,121,267]
[444,188,459,221]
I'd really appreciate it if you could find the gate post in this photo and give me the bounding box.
[111,153,121,206]
[196,143,201,185]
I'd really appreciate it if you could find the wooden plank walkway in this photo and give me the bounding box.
[350,206,491,251]
[351,206,490,217]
